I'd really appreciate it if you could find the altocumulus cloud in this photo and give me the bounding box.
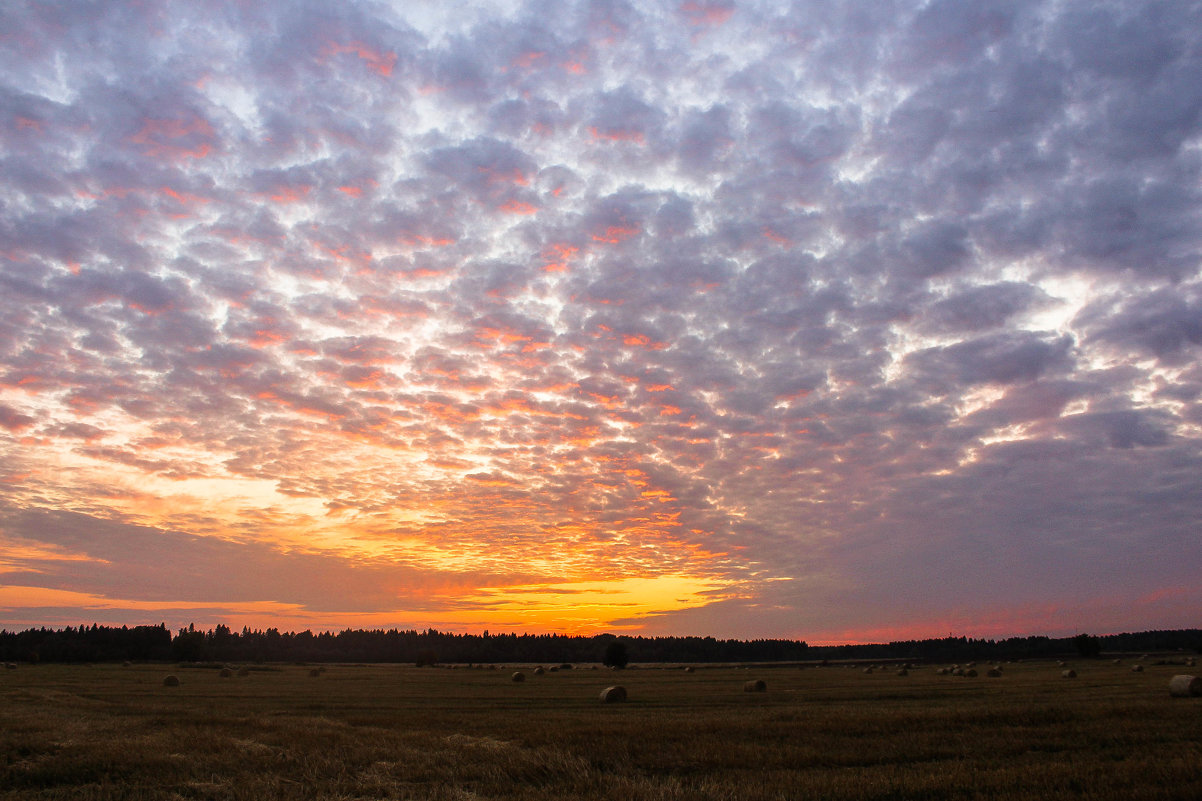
[0,0,1199,641]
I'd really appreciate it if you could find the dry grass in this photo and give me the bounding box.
[2,660,1200,799]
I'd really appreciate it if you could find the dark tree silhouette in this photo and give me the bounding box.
[4,624,1201,665]
[603,641,629,668]
[1073,633,1102,658]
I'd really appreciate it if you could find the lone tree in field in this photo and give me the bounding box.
[1073,633,1101,659]
[603,641,629,669]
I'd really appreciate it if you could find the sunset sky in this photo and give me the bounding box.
[2,0,1199,644]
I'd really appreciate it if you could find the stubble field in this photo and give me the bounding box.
[2,659,1199,800]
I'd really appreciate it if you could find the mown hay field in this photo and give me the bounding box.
[2,659,1199,800]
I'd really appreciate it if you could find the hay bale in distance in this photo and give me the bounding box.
[987,668,1003,678]
[600,685,627,703]
[683,666,695,673]
[163,675,180,687]
[963,668,978,678]
[308,668,321,677]
[1061,669,1077,679]
[743,679,767,692]
[1131,664,1144,673]
[1169,675,1201,697]
[511,671,526,683]
[533,666,545,675]
[896,668,908,677]
[219,668,233,678]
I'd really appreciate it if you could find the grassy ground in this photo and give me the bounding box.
[2,659,1199,800]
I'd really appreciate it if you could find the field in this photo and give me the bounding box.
[2,659,1199,800]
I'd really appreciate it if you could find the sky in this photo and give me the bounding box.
[1,0,1200,644]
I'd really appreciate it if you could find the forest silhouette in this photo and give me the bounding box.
[2,624,1198,665]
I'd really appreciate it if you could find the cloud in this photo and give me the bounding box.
[1,0,1200,640]
[1075,287,1202,364]
[905,332,1075,391]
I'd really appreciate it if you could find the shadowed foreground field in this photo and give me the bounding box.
[2,660,1199,800]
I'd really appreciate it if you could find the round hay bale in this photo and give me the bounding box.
[936,667,949,676]
[308,668,321,677]
[1169,675,1201,697]
[163,674,180,687]
[548,666,559,672]
[743,679,767,692]
[987,668,1003,678]
[559,663,574,670]
[963,668,978,678]
[122,660,132,667]
[951,668,964,677]
[896,668,908,677]
[219,668,233,678]
[1061,669,1077,679]
[533,666,545,675]
[683,666,695,673]
[600,685,627,703]
[1112,659,1122,665]
[511,671,526,683]
[862,667,874,675]
[1131,664,1144,673]
[237,667,250,677]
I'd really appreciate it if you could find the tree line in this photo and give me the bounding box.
[1,624,1198,665]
